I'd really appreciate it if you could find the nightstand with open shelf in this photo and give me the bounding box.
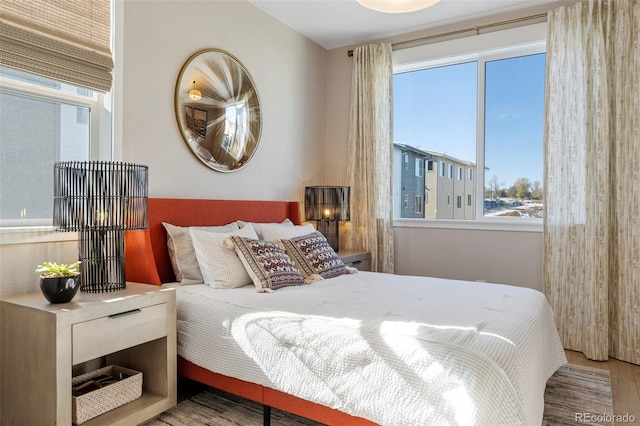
[0,282,176,426]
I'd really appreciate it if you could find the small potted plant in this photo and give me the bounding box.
[36,261,82,304]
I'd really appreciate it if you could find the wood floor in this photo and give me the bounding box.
[565,350,640,426]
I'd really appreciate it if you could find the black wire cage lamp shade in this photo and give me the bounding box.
[53,161,149,293]
[304,186,350,252]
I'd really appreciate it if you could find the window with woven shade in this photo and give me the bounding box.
[0,0,113,92]
[0,0,113,229]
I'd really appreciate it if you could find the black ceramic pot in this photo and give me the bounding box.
[39,275,81,304]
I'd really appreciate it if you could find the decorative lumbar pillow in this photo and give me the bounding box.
[190,225,258,289]
[163,221,239,284]
[259,223,316,242]
[236,218,293,240]
[281,231,347,280]
[224,236,306,292]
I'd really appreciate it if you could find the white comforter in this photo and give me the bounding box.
[172,272,567,426]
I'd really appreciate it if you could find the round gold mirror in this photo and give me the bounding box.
[174,49,262,172]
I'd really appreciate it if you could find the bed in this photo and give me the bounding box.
[125,198,567,426]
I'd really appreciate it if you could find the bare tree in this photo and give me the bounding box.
[531,180,543,200]
[487,175,503,200]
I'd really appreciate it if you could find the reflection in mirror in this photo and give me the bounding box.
[174,49,261,172]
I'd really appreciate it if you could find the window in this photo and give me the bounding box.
[415,158,424,177]
[0,68,111,227]
[403,193,408,208]
[403,153,408,169]
[393,25,545,223]
[427,160,434,171]
[414,195,423,214]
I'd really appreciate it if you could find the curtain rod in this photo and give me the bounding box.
[347,12,547,57]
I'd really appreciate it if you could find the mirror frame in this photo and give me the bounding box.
[174,48,262,172]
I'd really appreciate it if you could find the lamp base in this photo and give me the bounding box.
[318,219,339,252]
[78,229,126,293]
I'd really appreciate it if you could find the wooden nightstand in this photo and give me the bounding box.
[338,251,371,272]
[0,282,176,426]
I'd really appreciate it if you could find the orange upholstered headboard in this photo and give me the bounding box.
[124,198,302,286]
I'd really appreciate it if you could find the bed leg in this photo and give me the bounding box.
[263,405,271,426]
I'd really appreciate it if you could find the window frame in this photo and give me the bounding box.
[0,73,111,238]
[414,195,423,214]
[392,23,546,232]
[0,76,102,158]
[415,158,424,177]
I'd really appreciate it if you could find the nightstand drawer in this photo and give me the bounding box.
[347,258,371,271]
[338,251,371,272]
[73,303,167,364]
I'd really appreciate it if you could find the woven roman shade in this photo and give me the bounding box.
[0,0,113,92]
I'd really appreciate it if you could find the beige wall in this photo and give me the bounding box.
[120,0,327,201]
[1,1,576,299]
[394,226,543,291]
[0,0,327,299]
[323,3,572,291]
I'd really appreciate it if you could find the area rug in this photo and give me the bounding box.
[543,364,614,426]
[145,364,613,426]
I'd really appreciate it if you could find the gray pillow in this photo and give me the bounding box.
[162,221,239,284]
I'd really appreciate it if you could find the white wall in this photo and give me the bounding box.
[0,0,327,299]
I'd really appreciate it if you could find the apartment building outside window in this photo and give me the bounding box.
[393,25,545,224]
[0,68,111,227]
[393,143,431,218]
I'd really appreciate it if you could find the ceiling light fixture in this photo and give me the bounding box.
[189,80,202,100]
[357,0,441,13]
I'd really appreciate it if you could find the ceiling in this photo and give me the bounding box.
[248,0,557,50]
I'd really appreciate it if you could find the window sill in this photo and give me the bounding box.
[393,218,543,233]
[0,227,78,245]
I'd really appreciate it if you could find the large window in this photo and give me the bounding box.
[393,29,545,223]
[0,68,111,227]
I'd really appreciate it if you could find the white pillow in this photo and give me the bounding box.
[237,218,293,240]
[260,223,316,242]
[190,225,259,289]
[162,221,239,284]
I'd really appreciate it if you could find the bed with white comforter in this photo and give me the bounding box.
[171,271,567,426]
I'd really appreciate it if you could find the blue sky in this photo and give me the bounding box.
[393,53,545,188]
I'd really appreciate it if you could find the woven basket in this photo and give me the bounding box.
[72,365,142,424]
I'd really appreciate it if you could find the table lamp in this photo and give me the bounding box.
[53,161,148,293]
[304,186,350,252]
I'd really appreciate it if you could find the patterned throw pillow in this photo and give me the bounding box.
[281,231,347,279]
[226,236,306,292]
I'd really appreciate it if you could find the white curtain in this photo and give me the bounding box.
[344,44,394,273]
[544,0,639,364]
